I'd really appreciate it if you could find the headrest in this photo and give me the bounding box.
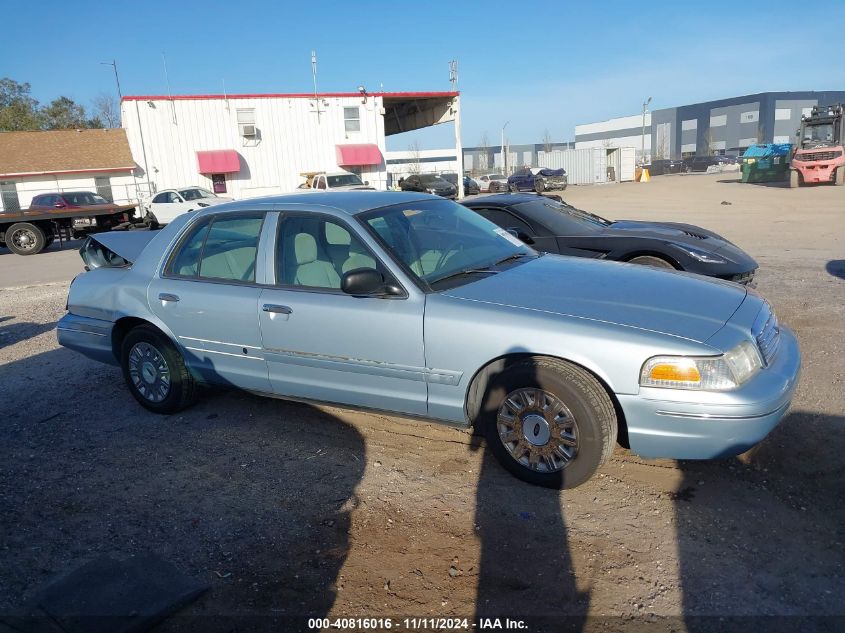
[294,233,318,265]
[325,222,351,246]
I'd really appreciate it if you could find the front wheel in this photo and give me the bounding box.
[835,166,844,186]
[534,179,545,194]
[628,255,676,270]
[509,182,519,192]
[789,170,800,188]
[121,325,197,414]
[476,357,617,488]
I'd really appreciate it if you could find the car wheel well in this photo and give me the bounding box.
[464,353,629,449]
[623,251,681,269]
[111,317,160,361]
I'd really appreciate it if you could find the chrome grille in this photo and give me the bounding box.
[797,150,838,161]
[753,306,780,366]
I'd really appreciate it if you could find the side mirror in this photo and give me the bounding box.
[341,268,402,297]
[506,227,534,244]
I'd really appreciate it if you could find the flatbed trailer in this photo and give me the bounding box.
[0,203,139,256]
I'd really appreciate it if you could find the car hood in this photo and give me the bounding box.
[442,255,747,343]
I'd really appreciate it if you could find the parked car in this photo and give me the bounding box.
[59,191,798,489]
[648,158,685,175]
[296,171,374,192]
[684,155,737,173]
[439,173,480,195]
[462,193,758,284]
[507,167,568,193]
[399,174,456,198]
[29,191,113,211]
[145,187,232,226]
[476,173,509,192]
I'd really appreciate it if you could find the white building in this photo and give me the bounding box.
[575,113,651,163]
[121,91,460,199]
[0,129,138,212]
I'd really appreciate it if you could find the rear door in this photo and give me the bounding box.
[257,211,428,415]
[148,212,272,392]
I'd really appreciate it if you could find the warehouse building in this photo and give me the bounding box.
[121,91,460,198]
[575,91,845,162]
[0,129,137,212]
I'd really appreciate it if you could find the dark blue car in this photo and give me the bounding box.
[507,167,568,192]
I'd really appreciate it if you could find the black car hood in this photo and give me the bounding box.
[602,220,755,266]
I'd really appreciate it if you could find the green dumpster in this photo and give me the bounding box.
[740,143,792,183]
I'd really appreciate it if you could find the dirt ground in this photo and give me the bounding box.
[1,172,843,632]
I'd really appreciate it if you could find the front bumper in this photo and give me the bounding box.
[618,326,800,459]
[56,313,117,365]
[792,161,840,183]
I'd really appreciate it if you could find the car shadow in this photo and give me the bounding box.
[825,260,845,280]
[0,347,366,631]
[716,179,789,188]
[674,410,845,631]
[0,319,58,349]
[470,354,589,631]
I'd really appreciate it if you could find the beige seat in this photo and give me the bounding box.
[293,233,340,288]
[342,242,377,274]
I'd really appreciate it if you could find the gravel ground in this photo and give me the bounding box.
[1,172,843,632]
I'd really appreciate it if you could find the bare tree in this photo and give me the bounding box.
[700,129,717,155]
[92,93,120,128]
[542,129,553,155]
[408,140,421,174]
[477,132,490,173]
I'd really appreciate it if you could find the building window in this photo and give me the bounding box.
[0,181,20,213]
[211,174,227,194]
[344,107,360,132]
[775,108,792,121]
[94,176,113,202]
[710,114,727,127]
[681,119,697,131]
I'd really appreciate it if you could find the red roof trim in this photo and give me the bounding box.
[122,91,459,102]
[0,166,134,179]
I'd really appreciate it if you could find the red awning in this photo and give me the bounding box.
[335,144,383,166]
[196,150,240,174]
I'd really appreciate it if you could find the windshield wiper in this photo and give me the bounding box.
[429,268,500,286]
[492,252,536,266]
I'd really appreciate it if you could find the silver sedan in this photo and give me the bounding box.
[58,192,800,488]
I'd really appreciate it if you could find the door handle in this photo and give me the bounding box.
[262,304,292,314]
[158,293,180,302]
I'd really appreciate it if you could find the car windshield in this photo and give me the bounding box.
[804,123,835,144]
[440,173,458,184]
[179,188,216,200]
[360,198,537,290]
[512,199,611,234]
[63,192,108,205]
[490,175,507,181]
[419,174,447,185]
[327,174,364,187]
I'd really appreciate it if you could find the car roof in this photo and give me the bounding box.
[462,192,545,207]
[206,191,434,216]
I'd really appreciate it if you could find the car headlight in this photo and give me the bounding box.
[675,243,727,264]
[640,340,762,391]
[745,158,756,164]
[426,188,437,194]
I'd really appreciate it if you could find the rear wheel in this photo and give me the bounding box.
[476,357,617,489]
[835,166,844,186]
[534,179,545,194]
[628,255,676,270]
[509,182,519,192]
[789,170,800,188]
[6,222,46,255]
[121,325,197,414]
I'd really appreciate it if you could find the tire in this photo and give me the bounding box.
[476,357,617,489]
[627,255,676,270]
[835,166,844,186]
[121,324,197,414]
[509,182,519,192]
[534,179,545,194]
[6,222,46,255]
[789,170,800,189]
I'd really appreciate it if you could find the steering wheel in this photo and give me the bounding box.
[434,239,466,271]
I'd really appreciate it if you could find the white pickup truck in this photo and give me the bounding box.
[296,171,375,192]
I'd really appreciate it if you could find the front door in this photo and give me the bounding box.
[148,212,272,393]
[258,212,428,416]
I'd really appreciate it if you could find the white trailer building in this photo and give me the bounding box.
[121,90,461,199]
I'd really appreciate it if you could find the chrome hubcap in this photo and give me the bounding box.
[497,388,578,473]
[128,342,171,403]
[12,228,36,250]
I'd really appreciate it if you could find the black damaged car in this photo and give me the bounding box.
[462,193,757,284]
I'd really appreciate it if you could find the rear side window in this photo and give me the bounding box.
[167,215,264,282]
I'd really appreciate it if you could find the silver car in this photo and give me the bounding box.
[57,192,801,488]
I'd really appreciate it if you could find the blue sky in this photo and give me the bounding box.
[2,0,844,150]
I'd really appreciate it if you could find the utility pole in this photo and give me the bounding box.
[641,96,652,166]
[100,59,122,100]
[501,121,510,175]
[449,60,463,199]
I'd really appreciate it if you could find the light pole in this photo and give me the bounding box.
[641,96,652,166]
[501,121,510,175]
[100,59,122,99]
